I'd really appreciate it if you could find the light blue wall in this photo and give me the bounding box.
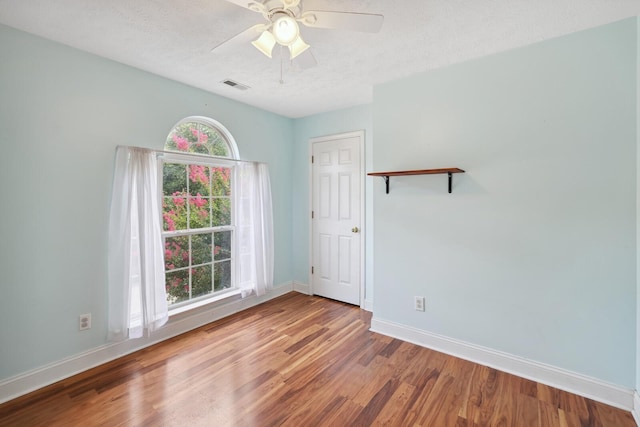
[636,15,640,393]
[292,106,374,303]
[0,24,293,380]
[372,18,638,387]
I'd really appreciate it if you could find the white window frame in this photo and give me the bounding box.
[161,117,240,313]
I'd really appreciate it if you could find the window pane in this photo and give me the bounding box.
[191,233,212,266]
[166,269,189,304]
[188,195,211,229]
[189,165,210,196]
[165,236,189,270]
[194,124,211,155]
[163,163,187,195]
[212,197,231,226]
[167,128,191,152]
[192,265,213,299]
[214,231,232,261]
[211,167,231,196]
[214,261,231,292]
[208,129,230,157]
[163,194,187,231]
[190,124,210,155]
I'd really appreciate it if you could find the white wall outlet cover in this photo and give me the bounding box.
[79,313,91,331]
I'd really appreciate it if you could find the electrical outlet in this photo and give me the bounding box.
[414,296,425,312]
[79,313,91,331]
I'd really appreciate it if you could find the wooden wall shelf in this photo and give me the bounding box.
[368,168,465,194]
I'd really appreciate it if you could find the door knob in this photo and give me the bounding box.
[351,227,359,233]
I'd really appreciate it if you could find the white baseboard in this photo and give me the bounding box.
[363,299,373,312]
[370,317,635,412]
[0,282,294,405]
[293,281,311,295]
[633,390,640,426]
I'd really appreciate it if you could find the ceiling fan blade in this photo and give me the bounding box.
[294,49,317,69]
[282,0,301,10]
[300,10,384,33]
[223,0,267,13]
[211,24,267,54]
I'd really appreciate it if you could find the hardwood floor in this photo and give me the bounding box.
[0,292,635,426]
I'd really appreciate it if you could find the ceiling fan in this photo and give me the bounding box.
[212,0,384,67]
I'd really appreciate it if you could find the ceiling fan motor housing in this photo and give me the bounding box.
[262,0,301,19]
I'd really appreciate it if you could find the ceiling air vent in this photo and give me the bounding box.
[221,79,250,91]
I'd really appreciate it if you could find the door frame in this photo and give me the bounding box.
[308,130,366,308]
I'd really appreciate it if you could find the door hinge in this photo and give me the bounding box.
[311,266,314,274]
[311,211,314,219]
[311,155,314,164]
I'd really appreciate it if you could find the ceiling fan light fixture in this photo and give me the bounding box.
[251,30,276,58]
[272,13,299,45]
[288,35,310,60]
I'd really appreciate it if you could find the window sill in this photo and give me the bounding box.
[168,289,242,317]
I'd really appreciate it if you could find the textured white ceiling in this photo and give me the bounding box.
[0,0,639,118]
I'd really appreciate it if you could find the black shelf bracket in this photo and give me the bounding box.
[378,173,454,194]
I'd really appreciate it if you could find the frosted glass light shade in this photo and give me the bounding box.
[251,31,276,58]
[288,35,310,59]
[272,15,299,46]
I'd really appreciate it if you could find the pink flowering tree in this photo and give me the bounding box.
[162,123,233,304]
[165,122,230,157]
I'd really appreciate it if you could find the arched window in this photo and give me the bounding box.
[165,116,239,159]
[108,117,272,337]
[161,117,240,308]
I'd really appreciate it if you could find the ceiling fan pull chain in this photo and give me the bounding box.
[280,45,285,84]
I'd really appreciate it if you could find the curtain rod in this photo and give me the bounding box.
[116,145,264,165]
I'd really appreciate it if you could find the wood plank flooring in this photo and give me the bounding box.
[0,292,635,426]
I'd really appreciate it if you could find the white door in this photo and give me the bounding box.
[311,132,363,305]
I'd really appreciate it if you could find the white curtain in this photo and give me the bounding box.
[236,162,274,297]
[108,146,168,341]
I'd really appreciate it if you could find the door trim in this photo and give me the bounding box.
[308,130,365,308]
